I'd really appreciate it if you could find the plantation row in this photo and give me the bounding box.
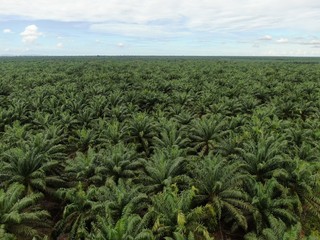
[0,57,320,239]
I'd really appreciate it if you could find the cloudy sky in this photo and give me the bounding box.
[1,0,320,56]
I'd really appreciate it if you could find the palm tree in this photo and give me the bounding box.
[55,184,102,240]
[282,158,320,228]
[2,121,29,147]
[237,135,291,184]
[284,123,313,148]
[65,147,102,187]
[99,120,126,146]
[164,232,198,240]
[189,115,227,156]
[138,151,189,194]
[125,113,156,156]
[245,219,302,240]
[0,183,50,240]
[95,179,149,223]
[91,214,154,240]
[32,111,54,130]
[216,131,243,161]
[88,95,108,119]
[107,105,130,122]
[0,147,61,193]
[249,179,298,236]
[96,143,143,183]
[57,111,79,134]
[153,121,189,150]
[69,128,98,152]
[144,186,212,239]
[76,107,95,128]
[192,154,252,236]
[174,111,194,125]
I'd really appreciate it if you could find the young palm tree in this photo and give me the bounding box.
[174,111,194,125]
[0,147,61,193]
[2,121,30,147]
[144,186,212,239]
[96,143,143,183]
[153,121,189,150]
[283,158,320,227]
[99,120,126,146]
[138,151,189,194]
[237,135,291,184]
[91,214,154,240]
[192,154,252,235]
[69,128,98,152]
[107,105,130,122]
[65,147,102,187]
[55,184,102,240]
[125,113,156,156]
[0,183,50,240]
[189,115,227,156]
[249,179,298,235]
[96,179,149,223]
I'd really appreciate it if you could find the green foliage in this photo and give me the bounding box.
[193,154,252,232]
[1,57,320,239]
[0,183,50,240]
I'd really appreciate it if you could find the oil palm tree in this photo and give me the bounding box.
[283,158,320,227]
[245,222,310,240]
[0,183,50,240]
[99,120,126,146]
[138,151,189,194]
[96,143,143,183]
[192,154,252,235]
[91,214,154,240]
[2,121,30,147]
[125,113,156,156]
[0,147,61,193]
[69,128,98,152]
[237,135,291,184]
[144,186,212,239]
[55,184,102,240]
[65,147,102,187]
[153,121,189,150]
[189,115,227,156]
[96,179,149,223]
[249,179,298,236]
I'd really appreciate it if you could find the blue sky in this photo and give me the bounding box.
[1,0,320,56]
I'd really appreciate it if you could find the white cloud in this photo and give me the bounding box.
[1,0,320,35]
[57,42,63,48]
[90,22,188,38]
[117,42,124,48]
[276,38,289,43]
[3,28,13,33]
[2,0,320,56]
[259,35,272,40]
[298,39,320,45]
[20,25,42,44]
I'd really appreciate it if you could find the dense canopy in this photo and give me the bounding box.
[0,56,320,239]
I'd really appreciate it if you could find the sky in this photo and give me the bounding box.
[1,0,320,56]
